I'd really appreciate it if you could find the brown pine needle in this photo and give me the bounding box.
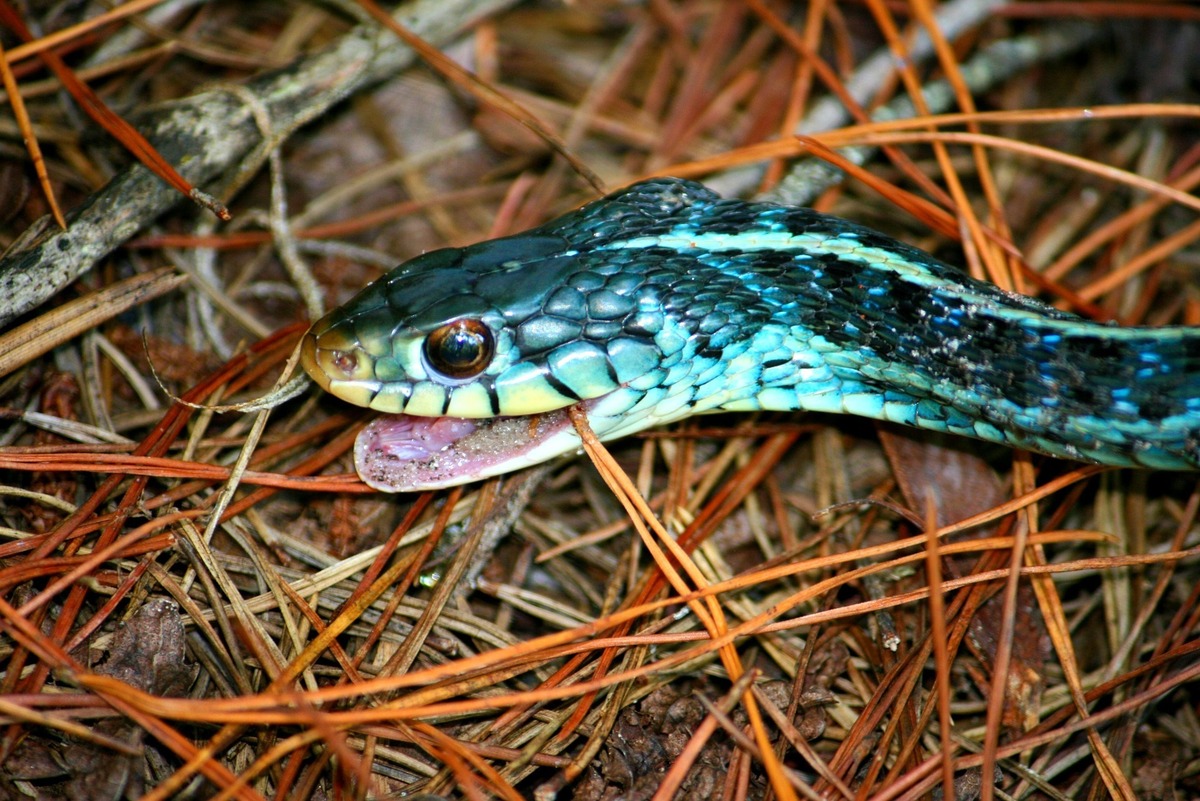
[0,39,64,227]
[0,0,230,220]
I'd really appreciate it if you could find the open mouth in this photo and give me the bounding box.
[353,403,591,492]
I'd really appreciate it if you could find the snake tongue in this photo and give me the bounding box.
[354,408,581,492]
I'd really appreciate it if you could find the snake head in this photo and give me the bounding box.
[298,232,662,491]
[299,179,726,490]
[300,245,509,418]
[300,233,636,420]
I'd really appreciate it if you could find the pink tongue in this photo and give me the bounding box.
[363,415,479,460]
[352,410,577,492]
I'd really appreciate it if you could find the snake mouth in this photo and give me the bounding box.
[354,403,591,492]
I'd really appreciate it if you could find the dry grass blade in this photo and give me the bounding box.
[0,267,187,378]
[4,0,170,65]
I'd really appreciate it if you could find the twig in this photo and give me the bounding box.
[0,0,518,326]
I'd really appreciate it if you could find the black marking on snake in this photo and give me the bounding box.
[485,383,501,417]
[544,371,582,402]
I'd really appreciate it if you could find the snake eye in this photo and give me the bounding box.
[422,319,495,381]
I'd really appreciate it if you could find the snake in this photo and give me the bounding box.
[299,177,1200,491]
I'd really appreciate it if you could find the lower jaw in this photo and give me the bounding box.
[353,404,588,492]
[350,385,686,492]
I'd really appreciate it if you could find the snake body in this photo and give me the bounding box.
[301,178,1200,491]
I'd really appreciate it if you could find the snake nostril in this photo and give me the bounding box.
[331,350,359,377]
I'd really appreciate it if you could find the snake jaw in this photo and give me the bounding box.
[303,316,599,491]
[351,384,701,491]
[354,406,585,491]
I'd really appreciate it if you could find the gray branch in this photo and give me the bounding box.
[0,0,516,326]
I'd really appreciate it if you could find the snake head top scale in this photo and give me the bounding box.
[302,178,1200,491]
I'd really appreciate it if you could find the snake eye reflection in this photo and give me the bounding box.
[422,319,495,381]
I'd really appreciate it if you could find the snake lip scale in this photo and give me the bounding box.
[300,178,1200,492]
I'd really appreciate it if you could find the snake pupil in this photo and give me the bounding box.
[423,319,495,380]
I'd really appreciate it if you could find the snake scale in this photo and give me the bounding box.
[300,178,1200,491]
